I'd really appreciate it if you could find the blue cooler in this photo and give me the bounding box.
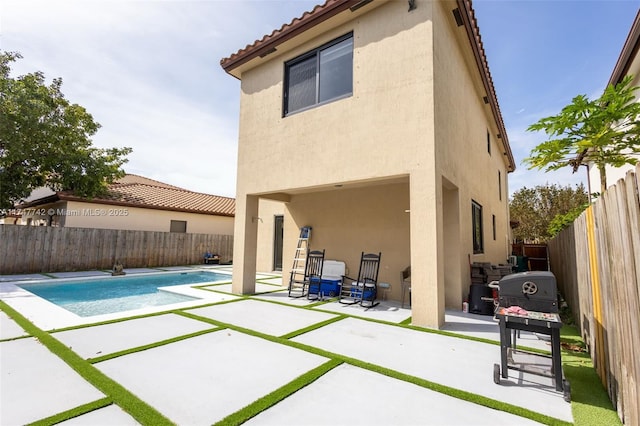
[319,260,345,298]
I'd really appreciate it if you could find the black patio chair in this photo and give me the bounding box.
[288,249,325,299]
[339,252,382,308]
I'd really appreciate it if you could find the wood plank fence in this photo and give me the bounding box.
[0,225,233,274]
[548,164,640,425]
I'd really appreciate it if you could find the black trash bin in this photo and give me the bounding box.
[469,284,494,315]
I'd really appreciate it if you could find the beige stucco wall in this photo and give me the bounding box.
[283,182,411,300]
[235,1,433,193]
[231,0,512,327]
[20,200,234,235]
[432,0,512,307]
[255,198,285,272]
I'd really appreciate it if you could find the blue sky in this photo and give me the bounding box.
[2,0,639,198]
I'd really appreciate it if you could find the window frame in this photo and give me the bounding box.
[170,220,187,233]
[492,214,497,241]
[472,200,484,254]
[283,32,354,116]
[487,130,491,155]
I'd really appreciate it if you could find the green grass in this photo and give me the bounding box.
[560,325,621,425]
[27,398,112,426]
[1,281,624,426]
[214,359,342,425]
[0,301,175,426]
[178,309,570,425]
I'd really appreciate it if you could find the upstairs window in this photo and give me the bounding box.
[487,131,491,155]
[284,33,353,115]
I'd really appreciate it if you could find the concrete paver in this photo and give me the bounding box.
[0,338,104,425]
[313,299,412,323]
[53,313,217,359]
[246,363,543,425]
[188,298,338,336]
[94,330,328,425]
[0,311,28,339]
[205,282,284,294]
[0,273,51,282]
[0,270,574,425]
[122,268,165,274]
[48,271,112,279]
[291,317,572,422]
[442,310,551,351]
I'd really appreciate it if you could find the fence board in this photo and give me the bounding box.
[550,166,640,425]
[0,225,232,274]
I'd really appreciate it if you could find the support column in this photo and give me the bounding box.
[232,194,259,295]
[409,171,445,328]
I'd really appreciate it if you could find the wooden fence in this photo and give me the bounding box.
[0,225,233,274]
[548,164,640,425]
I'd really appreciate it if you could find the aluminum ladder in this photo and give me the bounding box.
[288,226,311,297]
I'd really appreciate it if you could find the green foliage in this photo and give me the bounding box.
[0,51,132,208]
[510,183,589,242]
[548,204,588,237]
[525,74,640,193]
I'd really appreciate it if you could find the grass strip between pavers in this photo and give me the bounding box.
[87,327,221,363]
[176,310,569,425]
[279,314,347,340]
[214,359,342,426]
[0,301,175,426]
[26,397,112,426]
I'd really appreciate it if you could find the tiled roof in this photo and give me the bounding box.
[608,9,640,86]
[113,173,186,190]
[220,0,515,172]
[220,0,353,73]
[22,175,235,217]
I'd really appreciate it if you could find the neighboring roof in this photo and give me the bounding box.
[220,0,515,172]
[608,9,640,86]
[19,175,235,217]
[114,173,186,190]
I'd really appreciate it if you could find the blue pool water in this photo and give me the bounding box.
[18,271,230,317]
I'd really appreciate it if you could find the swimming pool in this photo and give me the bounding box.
[17,271,230,317]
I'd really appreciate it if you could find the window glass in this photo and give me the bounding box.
[492,214,496,240]
[472,201,483,254]
[286,56,317,112]
[284,33,353,115]
[319,37,353,102]
[487,131,491,155]
[170,220,187,233]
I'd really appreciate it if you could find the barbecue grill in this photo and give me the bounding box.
[489,271,570,402]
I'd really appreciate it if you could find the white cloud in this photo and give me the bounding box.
[2,0,632,201]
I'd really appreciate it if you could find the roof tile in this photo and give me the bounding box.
[58,175,235,216]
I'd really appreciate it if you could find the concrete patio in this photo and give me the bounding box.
[0,267,572,425]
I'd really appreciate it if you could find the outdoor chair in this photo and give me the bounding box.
[288,249,325,299]
[339,252,382,308]
[400,266,411,308]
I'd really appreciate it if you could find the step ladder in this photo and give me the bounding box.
[288,226,311,297]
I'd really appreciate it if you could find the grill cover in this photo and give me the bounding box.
[498,271,558,313]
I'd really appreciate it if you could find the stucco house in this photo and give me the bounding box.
[221,0,515,327]
[588,9,640,193]
[15,174,235,235]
